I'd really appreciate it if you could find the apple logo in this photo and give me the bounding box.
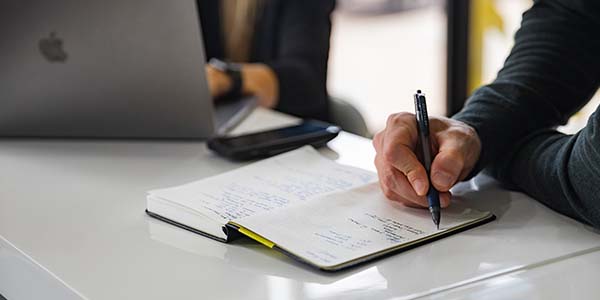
[39,32,68,63]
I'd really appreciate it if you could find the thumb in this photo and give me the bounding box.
[430,139,466,192]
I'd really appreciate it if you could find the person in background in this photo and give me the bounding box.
[198,0,335,121]
[373,0,600,228]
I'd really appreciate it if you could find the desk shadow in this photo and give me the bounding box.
[452,176,511,218]
[318,145,341,161]
[450,174,599,233]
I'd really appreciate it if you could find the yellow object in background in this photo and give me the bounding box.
[468,0,504,94]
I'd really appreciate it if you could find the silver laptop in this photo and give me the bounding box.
[0,0,255,138]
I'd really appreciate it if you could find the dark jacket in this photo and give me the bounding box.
[454,0,600,228]
[197,0,335,121]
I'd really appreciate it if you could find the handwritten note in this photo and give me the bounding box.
[235,183,491,268]
[148,146,377,224]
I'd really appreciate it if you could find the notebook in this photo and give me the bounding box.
[146,146,495,271]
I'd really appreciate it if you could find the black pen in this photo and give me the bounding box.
[414,90,441,229]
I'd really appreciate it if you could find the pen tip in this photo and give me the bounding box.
[437,224,439,230]
[417,89,422,94]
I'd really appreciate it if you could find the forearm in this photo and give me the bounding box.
[507,107,600,228]
[453,0,600,179]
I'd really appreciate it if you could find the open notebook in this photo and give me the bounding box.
[146,147,494,271]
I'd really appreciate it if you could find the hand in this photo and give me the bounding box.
[205,63,279,109]
[241,64,279,108]
[205,65,232,98]
[373,113,481,208]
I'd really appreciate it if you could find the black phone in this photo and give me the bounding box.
[207,120,341,160]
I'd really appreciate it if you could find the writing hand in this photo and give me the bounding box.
[373,113,481,208]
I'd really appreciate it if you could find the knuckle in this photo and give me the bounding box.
[382,147,399,165]
[462,127,477,140]
[396,112,414,119]
[448,125,477,141]
[405,168,422,182]
[381,172,396,190]
[395,125,418,146]
[395,126,412,140]
[395,154,420,175]
[386,112,413,127]
[385,114,398,127]
[462,126,478,139]
[429,117,447,132]
[372,131,383,148]
[381,184,396,200]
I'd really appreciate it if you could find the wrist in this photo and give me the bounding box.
[460,122,483,181]
[208,58,243,99]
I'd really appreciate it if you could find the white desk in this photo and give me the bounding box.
[1,108,600,300]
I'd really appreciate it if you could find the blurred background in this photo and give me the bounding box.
[327,0,600,135]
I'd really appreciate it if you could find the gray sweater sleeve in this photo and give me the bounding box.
[452,0,600,227]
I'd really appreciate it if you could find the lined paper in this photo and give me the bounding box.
[148,146,377,224]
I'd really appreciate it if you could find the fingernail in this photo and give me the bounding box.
[432,171,454,189]
[413,179,427,196]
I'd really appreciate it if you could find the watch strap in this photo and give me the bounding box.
[208,58,243,100]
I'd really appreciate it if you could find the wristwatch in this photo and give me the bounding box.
[208,58,243,100]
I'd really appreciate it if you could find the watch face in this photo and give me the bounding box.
[208,58,228,72]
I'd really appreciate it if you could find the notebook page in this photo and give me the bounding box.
[234,183,492,269]
[148,146,377,224]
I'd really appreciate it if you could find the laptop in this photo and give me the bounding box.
[0,0,255,138]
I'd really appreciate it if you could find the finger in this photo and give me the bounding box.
[379,176,427,208]
[375,155,430,207]
[385,181,452,209]
[380,114,431,196]
[393,171,454,208]
[389,169,429,207]
[382,139,429,196]
[439,191,451,208]
[383,173,452,209]
[376,152,453,209]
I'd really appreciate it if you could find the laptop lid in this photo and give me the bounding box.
[0,0,222,138]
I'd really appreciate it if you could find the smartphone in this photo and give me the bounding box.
[207,120,341,160]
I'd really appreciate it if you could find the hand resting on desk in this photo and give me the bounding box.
[373,112,481,208]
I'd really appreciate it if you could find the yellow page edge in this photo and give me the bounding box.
[228,222,275,248]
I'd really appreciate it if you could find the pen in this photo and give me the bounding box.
[414,90,441,229]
